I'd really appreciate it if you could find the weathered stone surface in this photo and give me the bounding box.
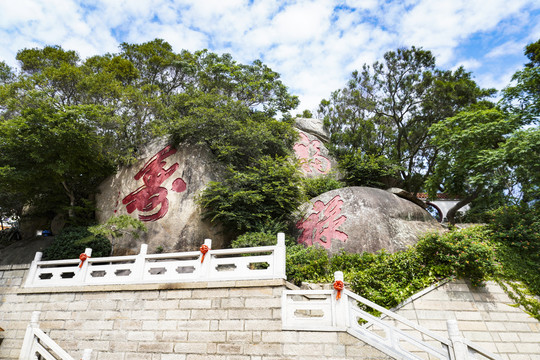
[295,187,443,254]
[96,139,226,255]
[294,117,329,143]
[293,130,338,178]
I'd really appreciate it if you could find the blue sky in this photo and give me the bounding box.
[1,0,539,113]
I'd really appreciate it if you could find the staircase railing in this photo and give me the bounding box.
[19,311,92,360]
[282,271,502,360]
[24,234,286,288]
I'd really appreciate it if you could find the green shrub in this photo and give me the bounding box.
[43,226,111,260]
[302,175,345,199]
[286,245,330,285]
[416,227,498,286]
[231,232,277,248]
[338,152,401,189]
[488,204,540,299]
[350,249,435,309]
[198,155,304,233]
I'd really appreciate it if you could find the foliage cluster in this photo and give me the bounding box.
[88,215,147,255]
[301,175,345,199]
[0,39,299,228]
[488,204,540,295]
[286,203,540,320]
[286,226,499,311]
[198,156,304,234]
[319,47,495,195]
[338,152,402,189]
[43,226,111,260]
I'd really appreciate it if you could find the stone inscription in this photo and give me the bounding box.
[293,132,331,175]
[296,195,348,249]
[122,145,186,221]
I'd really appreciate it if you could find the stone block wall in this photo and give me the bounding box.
[393,279,540,360]
[0,265,390,360]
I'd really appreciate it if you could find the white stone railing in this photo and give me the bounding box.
[282,271,501,360]
[19,311,91,360]
[24,233,286,288]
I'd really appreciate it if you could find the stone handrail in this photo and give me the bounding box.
[19,311,92,360]
[24,233,286,288]
[282,271,501,360]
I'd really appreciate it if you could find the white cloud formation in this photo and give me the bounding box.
[0,0,539,111]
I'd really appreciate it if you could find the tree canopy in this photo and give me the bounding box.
[426,39,540,223]
[0,39,299,223]
[319,47,495,194]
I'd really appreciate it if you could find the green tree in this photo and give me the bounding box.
[502,38,539,127]
[0,99,115,218]
[319,47,494,193]
[197,156,304,234]
[0,40,299,230]
[427,106,539,223]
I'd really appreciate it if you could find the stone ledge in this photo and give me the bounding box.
[0,264,30,271]
[18,278,287,294]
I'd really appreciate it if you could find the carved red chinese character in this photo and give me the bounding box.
[122,146,187,222]
[293,132,331,175]
[296,195,348,249]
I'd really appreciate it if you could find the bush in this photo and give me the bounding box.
[338,152,401,189]
[198,155,304,233]
[286,245,330,285]
[488,204,540,294]
[416,227,498,286]
[302,175,344,199]
[231,232,276,248]
[43,226,111,260]
[350,249,435,309]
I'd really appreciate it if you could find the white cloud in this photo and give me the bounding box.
[0,0,539,111]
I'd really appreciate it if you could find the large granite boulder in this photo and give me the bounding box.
[293,118,339,178]
[295,187,443,254]
[96,139,226,255]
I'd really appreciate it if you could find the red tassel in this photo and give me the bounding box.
[200,244,210,263]
[79,253,90,268]
[333,280,344,300]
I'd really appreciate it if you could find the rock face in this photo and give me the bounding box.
[96,139,226,255]
[295,187,443,254]
[293,118,339,178]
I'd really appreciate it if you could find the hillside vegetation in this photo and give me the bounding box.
[1,39,539,317]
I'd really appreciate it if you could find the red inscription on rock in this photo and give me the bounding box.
[293,132,331,175]
[122,145,186,222]
[296,195,348,249]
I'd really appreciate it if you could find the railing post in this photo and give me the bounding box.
[19,311,40,360]
[333,271,348,330]
[447,319,469,360]
[200,239,212,279]
[81,348,93,360]
[77,248,92,284]
[133,244,148,281]
[24,252,42,287]
[274,233,286,279]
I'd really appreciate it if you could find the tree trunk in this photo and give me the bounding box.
[61,181,76,218]
[446,192,479,225]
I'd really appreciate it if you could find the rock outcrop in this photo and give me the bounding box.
[96,139,226,255]
[293,117,339,178]
[295,187,443,254]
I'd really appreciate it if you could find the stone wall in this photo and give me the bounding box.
[394,279,540,360]
[0,265,389,360]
